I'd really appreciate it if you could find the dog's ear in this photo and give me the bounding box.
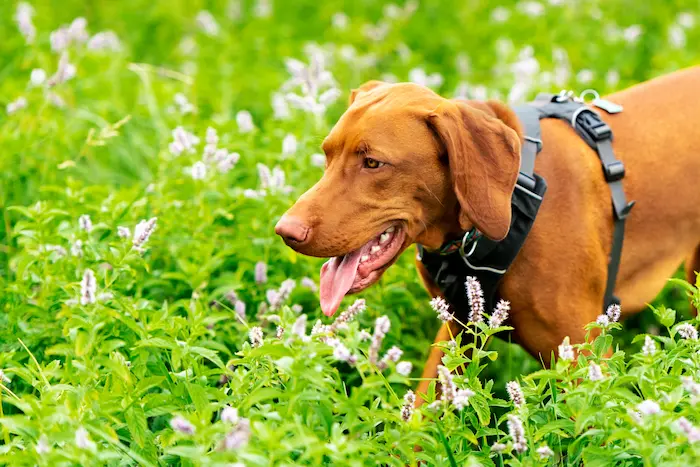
[348,80,386,106]
[427,100,521,241]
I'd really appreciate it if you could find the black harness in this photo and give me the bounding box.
[418,91,635,317]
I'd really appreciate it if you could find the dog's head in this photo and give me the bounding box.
[275,81,522,315]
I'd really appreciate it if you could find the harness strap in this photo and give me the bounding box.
[511,105,542,190]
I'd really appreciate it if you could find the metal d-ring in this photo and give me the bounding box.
[579,89,600,104]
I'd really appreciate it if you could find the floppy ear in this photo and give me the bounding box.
[427,100,521,241]
[348,80,386,106]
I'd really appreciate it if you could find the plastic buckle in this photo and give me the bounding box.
[604,161,625,182]
[517,173,536,191]
[575,109,612,142]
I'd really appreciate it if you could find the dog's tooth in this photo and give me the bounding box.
[370,245,381,254]
[360,255,369,263]
[379,233,390,244]
[385,226,395,233]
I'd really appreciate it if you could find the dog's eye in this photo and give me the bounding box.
[363,157,384,169]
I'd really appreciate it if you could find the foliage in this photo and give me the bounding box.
[1,0,699,465]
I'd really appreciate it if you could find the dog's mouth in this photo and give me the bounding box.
[319,224,407,316]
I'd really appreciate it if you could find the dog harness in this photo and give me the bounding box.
[418,91,635,317]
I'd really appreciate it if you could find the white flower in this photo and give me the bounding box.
[588,361,604,381]
[174,93,196,114]
[318,88,341,107]
[491,442,507,453]
[465,276,485,323]
[191,161,207,180]
[331,12,349,30]
[6,96,27,115]
[0,370,10,384]
[196,10,220,36]
[642,335,656,356]
[408,68,443,88]
[506,381,524,407]
[577,69,594,84]
[271,93,290,120]
[453,388,474,411]
[637,400,660,416]
[80,269,97,305]
[517,1,544,17]
[282,134,298,156]
[35,435,50,454]
[117,226,131,239]
[678,417,700,443]
[623,25,643,44]
[596,314,610,326]
[605,303,621,322]
[68,17,89,43]
[383,346,403,363]
[677,12,695,29]
[249,326,263,347]
[87,31,122,51]
[30,68,47,87]
[310,153,326,168]
[47,53,76,87]
[401,390,415,421]
[490,300,510,328]
[254,0,272,18]
[236,110,255,133]
[677,323,698,340]
[132,218,157,248]
[291,314,308,339]
[558,337,574,361]
[71,239,83,257]
[75,427,96,450]
[669,25,686,48]
[169,126,199,156]
[170,416,196,434]
[396,361,412,376]
[358,330,371,341]
[79,214,93,232]
[507,414,528,453]
[491,6,511,23]
[15,3,36,44]
[221,406,239,424]
[429,296,453,322]
[606,70,620,88]
[537,445,554,459]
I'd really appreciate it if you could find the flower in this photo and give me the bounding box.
[254,262,268,284]
[506,381,524,408]
[588,361,604,381]
[358,329,371,341]
[677,12,695,29]
[331,12,349,30]
[537,445,554,459]
[369,316,391,367]
[517,1,544,17]
[677,323,698,340]
[132,217,157,248]
[0,370,10,384]
[46,53,77,88]
[401,390,415,421]
[71,239,83,257]
[254,0,272,18]
[195,10,220,36]
[15,3,36,44]
[606,303,621,322]
[396,361,412,376]
[221,406,239,424]
[291,314,308,339]
[235,300,246,321]
[492,442,507,453]
[75,426,96,450]
[490,300,510,328]
[35,435,50,454]
[271,93,290,120]
[275,326,284,339]
[6,97,27,115]
[507,414,528,453]
[282,134,298,156]
[310,153,326,168]
[329,339,352,362]
[87,31,122,51]
[170,416,196,434]
[558,337,574,361]
[222,418,250,450]
[430,296,453,322]
[642,335,657,356]
[173,93,196,114]
[249,326,263,347]
[490,6,510,23]
[669,24,686,48]
[678,417,700,443]
[79,214,93,232]
[623,25,643,44]
[408,68,444,88]
[191,161,207,180]
[453,388,475,410]
[330,299,366,331]
[169,126,199,156]
[637,400,661,416]
[30,68,47,87]
[236,110,255,133]
[383,345,403,363]
[80,269,97,305]
[681,376,700,404]
[301,277,317,292]
[465,276,485,323]
[117,226,131,239]
[596,314,610,326]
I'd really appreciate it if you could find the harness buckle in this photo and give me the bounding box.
[603,161,625,182]
[574,108,612,142]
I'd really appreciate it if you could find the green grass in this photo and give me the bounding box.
[1,0,699,465]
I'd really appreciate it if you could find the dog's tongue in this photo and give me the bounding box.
[319,247,367,316]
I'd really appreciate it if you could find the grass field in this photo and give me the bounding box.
[1,0,700,465]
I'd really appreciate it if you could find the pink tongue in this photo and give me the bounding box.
[319,247,367,316]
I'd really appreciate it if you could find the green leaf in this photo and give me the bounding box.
[469,393,491,426]
[125,405,148,448]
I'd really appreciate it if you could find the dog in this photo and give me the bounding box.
[275,66,700,400]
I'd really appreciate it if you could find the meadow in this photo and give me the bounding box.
[1,0,700,465]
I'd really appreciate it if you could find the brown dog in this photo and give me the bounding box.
[275,66,700,398]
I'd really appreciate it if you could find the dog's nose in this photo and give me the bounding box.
[275,215,310,245]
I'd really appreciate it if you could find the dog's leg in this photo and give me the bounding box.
[685,244,700,316]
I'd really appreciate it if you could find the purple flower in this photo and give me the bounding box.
[401,390,415,421]
[642,335,656,356]
[222,418,250,450]
[588,362,604,381]
[558,337,574,361]
[678,417,700,443]
[254,262,268,284]
[221,406,239,424]
[605,303,621,322]
[506,381,524,408]
[489,299,510,328]
[396,361,412,376]
[507,414,527,453]
[430,296,453,322]
[331,299,366,331]
[677,323,698,340]
[170,416,196,434]
[80,269,96,305]
[369,316,391,367]
[637,400,660,416]
[249,327,263,347]
[536,445,554,459]
[132,217,157,248]
[78,215,93,232]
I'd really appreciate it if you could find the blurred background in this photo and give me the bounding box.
[2,0,699,389]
